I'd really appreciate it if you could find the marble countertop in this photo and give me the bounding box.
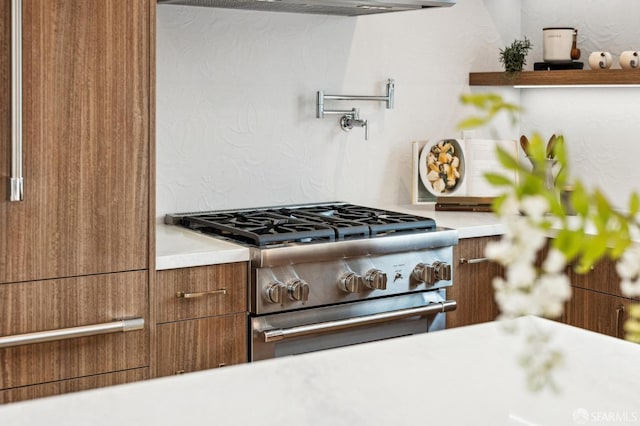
[2,316,638,426]
[156,204,504,270]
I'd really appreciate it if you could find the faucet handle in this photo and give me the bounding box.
[363,119,368,140]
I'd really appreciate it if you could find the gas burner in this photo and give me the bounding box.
[166,202,436,247]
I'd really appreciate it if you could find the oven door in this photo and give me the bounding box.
[250,290,456,361]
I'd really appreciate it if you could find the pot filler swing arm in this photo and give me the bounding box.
[316,79,395,141]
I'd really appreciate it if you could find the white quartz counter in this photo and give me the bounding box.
[2,316,638,425]
[156,223,251,270]
[156,205,504,270]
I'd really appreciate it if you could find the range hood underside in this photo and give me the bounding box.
[157,0,455,16]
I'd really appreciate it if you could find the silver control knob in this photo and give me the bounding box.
[287,279,310,302]
[433,261,452,281]
[412,262,436,285]
[265,281,287,304]
[412,261,452,285]
[364,269,387,290]
[338,272,363,293]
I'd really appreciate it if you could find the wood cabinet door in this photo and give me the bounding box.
[156,314,248,377]
[447,236,503,328]
[0,0,151,284]
[562,287,630,339]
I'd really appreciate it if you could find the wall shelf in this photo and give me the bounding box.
[469,69,640,87]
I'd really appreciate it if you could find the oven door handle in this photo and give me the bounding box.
[262,300,456,343]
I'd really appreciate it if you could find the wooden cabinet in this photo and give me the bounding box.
[0,0,154,402]
[154,264,248,378]
[560,258,638,339]
[562,287,630,339]
[447,236,503,328]
[0,272,149,391]
[0,368,149,404]
[0,0,151,284]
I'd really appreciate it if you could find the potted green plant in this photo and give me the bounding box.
[499,37,533,74]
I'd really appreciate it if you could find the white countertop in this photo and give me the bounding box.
[156,205,504,270]
[2,316,638,425]
[156,223,251,270]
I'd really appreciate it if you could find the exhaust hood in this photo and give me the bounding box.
[157,0,455,16]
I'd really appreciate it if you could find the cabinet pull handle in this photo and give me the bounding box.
[176,288,227,299]
[9,0,24,202]
[0,318,144,349]
[459,257,489,264]
[615,304,626,339]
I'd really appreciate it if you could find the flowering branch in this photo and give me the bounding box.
[457,93,640,389]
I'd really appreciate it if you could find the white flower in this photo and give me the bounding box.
[621,278,640,298]
[506,261,537,289]
[543,249,567,274]
[485,239,518,264]
[533,273,572,318]
[520,195,549,222]
[498,193,521,216]
[616,246,640,280]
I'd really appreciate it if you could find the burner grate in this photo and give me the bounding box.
[179,212,337,247]
[169,203,437,247]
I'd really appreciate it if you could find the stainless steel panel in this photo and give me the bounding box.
[157,0,455,16]
[250,290,448,361]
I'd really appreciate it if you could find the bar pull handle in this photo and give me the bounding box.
[9,0,24,201]
[459,257,489,264]
[0,318,145,349]
[263,300,456,343]
[176,288,227,299]
[615,304,626,339]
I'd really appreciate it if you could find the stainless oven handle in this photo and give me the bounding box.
[262,300,456,343]
[0,318,144,349]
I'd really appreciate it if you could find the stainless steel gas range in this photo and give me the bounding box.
[166,202,458,361]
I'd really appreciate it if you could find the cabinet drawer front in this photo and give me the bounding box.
[156,263,247,323]
[0,368,149,404]
[0,272,148,389]
[156,314,247,377]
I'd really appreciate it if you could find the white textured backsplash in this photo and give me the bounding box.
[156,0,516,219]
[157,0,640,220]
[521,0,640,209]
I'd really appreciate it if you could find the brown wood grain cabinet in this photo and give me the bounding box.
[1,0,151,283]
[447,236,503,328]
[0,0,155,402]
[562,286,630,339]
[0,368,149,404]
[154,264,248,378]
[560,259,637,339]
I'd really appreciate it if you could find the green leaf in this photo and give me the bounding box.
[553,228,584,262]
[570,182,589,217]
[491,194,508,213]
[629,192,640,216]
[484,172,514,187]
[457,116,489,130]
[495,145,524,171]
[577,234,608,273]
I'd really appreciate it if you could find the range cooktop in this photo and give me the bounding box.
[166,202,437,247]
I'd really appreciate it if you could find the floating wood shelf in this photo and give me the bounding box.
[469,69,640,86]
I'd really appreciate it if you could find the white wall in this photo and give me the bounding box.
[519,0,640,209]
[156,0,519,219]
